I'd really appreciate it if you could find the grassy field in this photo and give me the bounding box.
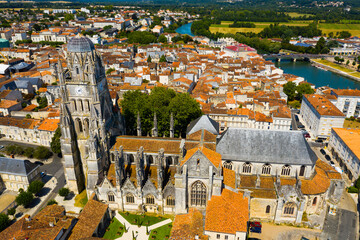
[209,21,360,36]
[119,212,168,226]
[103,218,125,239]
[74,190,88,208]
[149,223,172,240]
[313,59,360,79]
[286,12,314,18]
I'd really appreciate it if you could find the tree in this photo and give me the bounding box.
[120,87,202,137]
[103,25,112,31]
[64,13,74,23]
[7,207,15,217]
[33,146,52,159]
[59,187,70,198]
[106,68,115,75]
[47,199,58,205]
[147,55,152,63]
[28,180,45,195]
[346,60,350,65]
[50,128,61,155]
[283,81,297,101]
[158,34,167,43]
[296,83,315,101]
[24,147,34,158]
[0,213,9,231]
[159,55,167,62]
[36,96,48,109]
[16,191,34,207]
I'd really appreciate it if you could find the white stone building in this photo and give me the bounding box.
[329,128,360,181]
[328,89,360,118]
[300,94,345,139]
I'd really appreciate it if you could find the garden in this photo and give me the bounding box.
[103,217,126,239]
[119,211,167,226]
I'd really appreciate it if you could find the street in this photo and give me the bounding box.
[0,139,65,217]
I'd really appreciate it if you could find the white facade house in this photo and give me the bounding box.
[329,89,360,118]
[329,128,360,181]
[300,94,345,139]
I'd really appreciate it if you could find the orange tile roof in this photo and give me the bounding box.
[0,117,40,129]
[37,119,59,132]
[205,189,249,234]
[22,104,37,111]
[332,89,360,97]
[332,128,360,160]
[68,199,108,240]
[301,160,332,195]
[170,208,208,240]
[303,94,344,117]
[0,99,19,108]
[181,146,222,168]
[223,168,236,189]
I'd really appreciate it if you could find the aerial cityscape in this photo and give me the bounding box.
[0,0,359,239]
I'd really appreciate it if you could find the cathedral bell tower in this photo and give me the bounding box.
[59,35,123,195]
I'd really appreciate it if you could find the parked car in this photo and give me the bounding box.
[325,155,331,161]
[250,226,262,233]
[303,133,310,138]
[320,149,326,155]
[330,161,335,167]
[315,139,323,143]
[298,124,305,129]
[41,172,46,178]
[0,145,4,150]
[295,115,299,122]
[250,222,262,228]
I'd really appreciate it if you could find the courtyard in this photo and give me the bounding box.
[103,212,173,240]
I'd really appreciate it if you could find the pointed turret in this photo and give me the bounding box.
[170,112,174,138]
[137,112,142,136]
[152,112,158,137]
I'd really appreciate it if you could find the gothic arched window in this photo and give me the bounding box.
[312,197,317,206]
[148,155,154,165]
[166,156,172,166]
[84,118,89,136]
[146,195,155,205]
[266,205,271,214]
[126,193,135,204]
[223,161,233,170]
[242,163,252,173]
[262,164,271,175]
[281,165,291,176]
[166,196,175,206]
[108,192,115,202]
[75,118,83,133]
[283,202,296,215]
[190,181,207,207]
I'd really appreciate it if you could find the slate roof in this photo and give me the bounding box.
[186,115,219,136]
[67,35,95,53]
[0,157,39,176]
[216,128,317,165]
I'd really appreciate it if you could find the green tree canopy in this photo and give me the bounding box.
[283,81,297,101]
[16,191,34,207]
[7,208,15,217]
[121,87,202,138]
[50,128,61,154]
[159,55,167,62]
[34,146,52,159]
[28,180,45,195]
[296,83,315,101]
[0,213,9,231]
[59,187,70,197]
[158,34,167,43]
[147,55,152,63]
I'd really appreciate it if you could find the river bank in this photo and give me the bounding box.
[311,59,360,83]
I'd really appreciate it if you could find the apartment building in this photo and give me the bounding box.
[300,94,345,139]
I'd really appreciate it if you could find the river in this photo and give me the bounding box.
[175,22,194,36]
[274,61,360,89]
[173,23,360,89]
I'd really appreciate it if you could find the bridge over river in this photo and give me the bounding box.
[263,54,332,62]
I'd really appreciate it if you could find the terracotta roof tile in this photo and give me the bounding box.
[205,189,249,234]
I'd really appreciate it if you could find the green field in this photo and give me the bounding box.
[286,12,315,18]
[209,21,360,36]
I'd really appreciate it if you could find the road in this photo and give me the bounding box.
[290,109,298,130]
[0,139,66,217]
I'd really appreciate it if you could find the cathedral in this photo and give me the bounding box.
[60,36,344,227]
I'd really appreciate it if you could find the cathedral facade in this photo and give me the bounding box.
[60,36,344,228]
[59,35,123,196]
